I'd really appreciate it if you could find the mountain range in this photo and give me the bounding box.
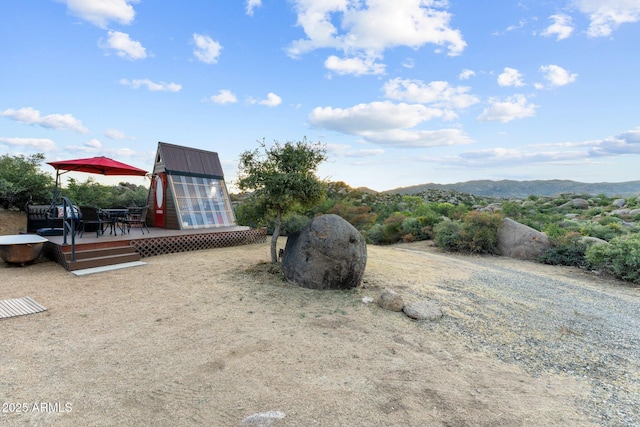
[385,180,640,199]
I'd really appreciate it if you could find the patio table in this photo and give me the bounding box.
[100,208,129,235]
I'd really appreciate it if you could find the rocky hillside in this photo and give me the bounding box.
[386,179,640,198]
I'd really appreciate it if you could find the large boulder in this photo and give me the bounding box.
[559,198,589,209]
[497,218,551,261]
[282,214,367,290]
[612,198,626,208]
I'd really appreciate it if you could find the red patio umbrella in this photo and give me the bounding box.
[48,156,148,176]
[47,156,149,207]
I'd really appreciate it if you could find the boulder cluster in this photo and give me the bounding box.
[483,195,640,260]
[375,288,443,321]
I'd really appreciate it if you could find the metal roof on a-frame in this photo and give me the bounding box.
[157,142,225,179]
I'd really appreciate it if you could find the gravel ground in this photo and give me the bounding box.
[422,254,640,426]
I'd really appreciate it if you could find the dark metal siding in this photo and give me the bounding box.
[158,142,224,178]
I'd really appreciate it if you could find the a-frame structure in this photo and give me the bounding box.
[147,142,236,230]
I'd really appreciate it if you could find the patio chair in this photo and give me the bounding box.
[78,206,104,238]
[123,206,149,235]
[102,206,128,235]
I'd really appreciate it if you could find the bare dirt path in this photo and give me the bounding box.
[1,210,639,426]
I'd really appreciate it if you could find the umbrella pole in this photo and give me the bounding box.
[48,170,62,229]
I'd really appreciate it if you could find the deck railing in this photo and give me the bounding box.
[61,196,77,261]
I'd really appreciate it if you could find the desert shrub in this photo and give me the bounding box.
[459,211,503,254]
[586,207,604,217]
[520,211,564,232]
[539,234,590,267]
[433,220,463,251]
[430,202,468,220]
[0,153,54,209]
[586,233,640,284]
[364,224,384,245]
[400,216,434,241]
[579,221,623,241]
[598,216,622,226]
[381,213,408,242]
[234,195,269,228]
[500,200,524,218]
[433,211,503,254]
[328,202,377,230]
[543,222,569,239]
[363,213,409,244]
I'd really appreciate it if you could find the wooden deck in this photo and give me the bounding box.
[42,226,267,271]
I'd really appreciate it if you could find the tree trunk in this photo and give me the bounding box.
[270,211,282,264]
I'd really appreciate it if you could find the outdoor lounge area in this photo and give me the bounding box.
[31,143,266,271]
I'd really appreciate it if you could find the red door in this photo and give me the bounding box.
[153,173,166,228]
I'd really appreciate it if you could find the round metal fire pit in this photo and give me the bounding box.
[0,235,48,266]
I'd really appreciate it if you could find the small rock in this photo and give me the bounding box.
[611,208,630,216]
[362,296,374,304]
[403,301,443,321]
[377,289,404,312]
[579,236,608,246]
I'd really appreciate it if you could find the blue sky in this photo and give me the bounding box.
[2,1,639,192]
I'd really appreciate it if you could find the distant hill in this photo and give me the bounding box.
[385,179,640,198]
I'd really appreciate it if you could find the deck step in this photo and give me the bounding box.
[65,252,141,271]
[63,245,136,261]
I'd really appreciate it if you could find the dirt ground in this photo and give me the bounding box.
[0,210,601,426]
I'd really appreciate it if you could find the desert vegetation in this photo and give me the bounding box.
[2,152,639,284]
[236,182,640,285]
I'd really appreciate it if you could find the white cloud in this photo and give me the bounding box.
[210,90,238,104]
[456,147,585,166]
[359,128,473,148]
[0,137,57,152]
[383,78,479,109]
[589,128,640,156]
[287,0,466,76]
[193,34,222,64]
[450,127,640,168]
[101,31,147,60]
[120,78,182,92]
[0,107,89,133]
[402,58,415,69]
[497,67,525,87]
[324,55,385,76]
[85,138,102,148]
[250,92,282,107]
[459,69,475,80]
[477,94,538,123]
[246,0,262,16]
[310,101,444,133]
[541,14,574,40]
[506,19,527,32]
[574,0,640,37]
[326,143,384,158]
[492,19,529,36]
[539,64,578,86]
[309,101,472,147]
[104,128,134,140]
[63,0,137,28]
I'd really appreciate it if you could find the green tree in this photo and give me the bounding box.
[63,178,149,208]
[0,153,54,209]
[237,138,327,263]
